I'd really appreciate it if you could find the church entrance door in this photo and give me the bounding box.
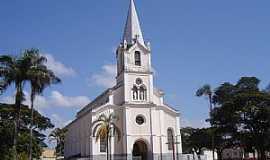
[132,140,148,160]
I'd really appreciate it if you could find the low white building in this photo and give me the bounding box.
[40,148,56,160]
[64,0,182,159]
[222,148,243,160]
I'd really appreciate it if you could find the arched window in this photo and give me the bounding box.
[132,86,138,100]
[167,128,174,150]
[132,78,147,101]
[100,137,107,152]
[139,85,147,100]
[135,51,141,66]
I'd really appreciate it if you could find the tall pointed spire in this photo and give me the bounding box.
[123,0,145,46]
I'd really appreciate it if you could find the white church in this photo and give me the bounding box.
[64,0,182,159]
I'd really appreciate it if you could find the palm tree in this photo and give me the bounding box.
[0,53,34,160]
[25,49,61,160]
[196,84,215,160]
[49,128,67,158]
[92,113,121,160]
[196,84,213,112]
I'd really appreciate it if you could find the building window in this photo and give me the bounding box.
[136,78,142,85]
[100,137,107,152]
[136,115,145,125]
[132,78,147,101]
[132,86,138,100]
[167,128,174,150]
[135,51,141,66]
[139,85,146,100]
[132,86,147,101]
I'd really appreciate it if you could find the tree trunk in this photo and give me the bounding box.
[13,120,17,160]
[106,136,109,160]
[109,136,112,160]
[209,94,213,112]
[217,150,222,160]
[14,84,23,160]
[29,92,34,160]
[259,148,266,160]
[56,139,59,159]
[209,94,215,160]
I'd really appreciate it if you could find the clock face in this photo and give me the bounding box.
[136,78,142,85]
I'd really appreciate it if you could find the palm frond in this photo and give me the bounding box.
[92,123,102,137]
[196,84,212,97]
[0,55,15,67]
[95,125,108,142]
[92,119,106,126]
[92,113,121,144]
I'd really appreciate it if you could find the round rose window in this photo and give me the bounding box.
[136,78,142,85]
[136,115,145,125]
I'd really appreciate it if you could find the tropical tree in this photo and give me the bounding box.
[196,84,214,112]
[0,103,54,159]
[25,49,61,160]
[92,113,121,160]
[181,127,212,159]
[210,77,270,160]
[49,128,67,158]
[0,53,32,159]
[196,84,215,159]
[181,127,196,154]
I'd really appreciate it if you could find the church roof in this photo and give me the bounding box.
[123,0,145,46]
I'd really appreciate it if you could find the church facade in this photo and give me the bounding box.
[64,0,182,159]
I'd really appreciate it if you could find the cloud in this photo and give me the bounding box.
[181,117,210,128]
[51,114,72,128]
[44,54,76,77]
[89,64,116,88]
[0,90,90,109]
[49,91,90,108]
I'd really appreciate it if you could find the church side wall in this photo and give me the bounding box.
[64,108,93,158]
[113,86,124,105]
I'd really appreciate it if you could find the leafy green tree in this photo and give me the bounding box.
[181,127,212,159]
[49,128,67,157]
[196,84,215,159]
[181,127,196,153]
[210,77,270,160]
[0,49,61,160]
[24,49,61,160]
[190,128,212,157]
[0,103,54,159]
[92,113,121,160]
[0,54,30,159]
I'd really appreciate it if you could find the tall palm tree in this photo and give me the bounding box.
[49,128,67,158]
[25,49,61,160]
[0,53,33,160]
[92,113,121,160]
[196,84,215,160]
[196,84,213,112]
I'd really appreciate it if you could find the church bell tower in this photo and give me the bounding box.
[116,0,154,104]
